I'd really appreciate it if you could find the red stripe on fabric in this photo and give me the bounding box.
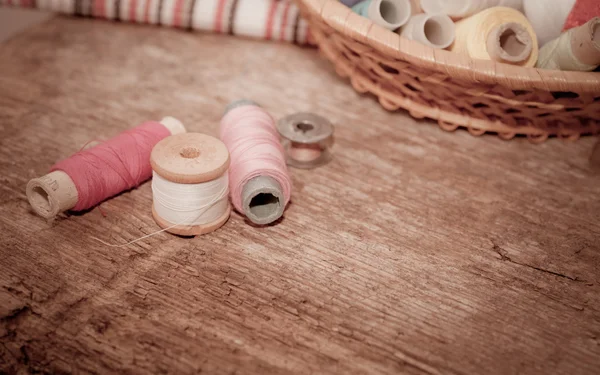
[94,0,106,18]
[563,0,600,30]
[144,0,152,23]
[173,0,185,27]
[278,1,291,41]
[264,0,278,40]
[129,0,137,21]
[214,0,227,33]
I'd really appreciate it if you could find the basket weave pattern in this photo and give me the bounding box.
[298,0,600,142]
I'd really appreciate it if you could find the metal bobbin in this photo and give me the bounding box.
[277,112,334,169]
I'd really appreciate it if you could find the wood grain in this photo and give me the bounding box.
[1,16,599,375]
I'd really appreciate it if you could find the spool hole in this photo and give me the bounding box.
[30,186,51,215]
[424,18,445,46]
[593,22,600,41]
[249,193,280,220]
[499,28,526,57]
[180,147,200,159]
[379,0,400,24]
[295,121,314,133]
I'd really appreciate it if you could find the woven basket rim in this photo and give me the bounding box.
[300,0,600,94]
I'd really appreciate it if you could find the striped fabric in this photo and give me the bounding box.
[0,0,314,45]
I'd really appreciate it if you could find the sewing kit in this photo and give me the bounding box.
[26,101,330,238]
[12,0,600,236]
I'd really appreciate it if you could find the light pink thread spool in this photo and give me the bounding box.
[221,100,292,225]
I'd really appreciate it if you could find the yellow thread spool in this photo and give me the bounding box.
[449,7,538,67]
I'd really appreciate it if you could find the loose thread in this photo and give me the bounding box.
[92,183,228,247]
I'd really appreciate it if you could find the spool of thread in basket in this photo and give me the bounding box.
[399,13,455,49]
[420,0,522,19]
[537,18,600,71]
[449,7,538,67]
[220,100,291,225]
[352,0,412,30]
[524,0,600,47]
[26,117,186,220]
[523,0,576,47]
[150,133,231,236]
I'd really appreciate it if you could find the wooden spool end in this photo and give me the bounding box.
[150,133,231,236]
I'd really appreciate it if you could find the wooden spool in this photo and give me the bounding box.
[150,133,231,236]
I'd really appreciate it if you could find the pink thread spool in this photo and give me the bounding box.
[220,100,292,225]
[26,117,186,219]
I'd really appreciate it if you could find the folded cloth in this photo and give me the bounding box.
[564,0,600,30]
[0,0,314,45]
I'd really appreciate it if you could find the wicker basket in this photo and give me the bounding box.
[297,0,600,142]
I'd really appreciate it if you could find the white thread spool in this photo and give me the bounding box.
[420,0,522,19]
[399,13,455,49]
[150,133,231,236]
[523,0,576,47]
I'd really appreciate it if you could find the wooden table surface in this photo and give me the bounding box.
[1,16,599,375]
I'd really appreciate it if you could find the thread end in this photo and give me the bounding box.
[242,176,285,225]
[487,23,533,64]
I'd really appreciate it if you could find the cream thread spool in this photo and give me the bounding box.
[222,100,288,225]
[420,0,523,19]
[278,113,334,169]
[399,13,455,49]
[352,0,412,30]
[449,7,538,67]
[537,17,600,71]
[26,117,186,220]
[150,133,231,236]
